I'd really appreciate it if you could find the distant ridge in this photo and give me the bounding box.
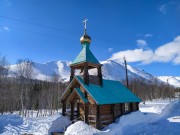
[8,60,180,88]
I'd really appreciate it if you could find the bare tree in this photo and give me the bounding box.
[16,59,34,116]
[0,55,9,114]
[0,55,9,78]
[16,59,35,79]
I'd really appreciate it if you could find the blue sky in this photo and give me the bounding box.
[0,0,180,76]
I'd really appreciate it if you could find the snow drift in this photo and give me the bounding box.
[65,100,180,135]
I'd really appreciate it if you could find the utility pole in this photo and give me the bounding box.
[124,56,129,89]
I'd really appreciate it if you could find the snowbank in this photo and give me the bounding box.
[105,99,180,135]
[64,121,110,135]
[150,99,180,123]
[139,99,171,114]
[103,111,153,135]
[65,99,180,135]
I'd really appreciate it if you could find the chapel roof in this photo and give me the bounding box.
[61,76,141,105]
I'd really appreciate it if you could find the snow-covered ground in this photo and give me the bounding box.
[65,99,180,135]
[0,99,180,135]
[102,99,180,135]
[0,113,71,135]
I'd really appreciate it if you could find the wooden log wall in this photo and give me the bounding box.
[114,104,122,118]
[132,102,139,111]
[99,105,113,128]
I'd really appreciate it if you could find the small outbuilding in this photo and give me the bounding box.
[61,21,141,129]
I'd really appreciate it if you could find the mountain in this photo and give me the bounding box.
[8,60,159,82]
[9,61,71,81]
[157,76,180,88]
[8,60,180,87]
[101,60,156,81]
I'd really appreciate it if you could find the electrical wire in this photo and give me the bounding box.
[0,15,133,48]
[0,15,79,35]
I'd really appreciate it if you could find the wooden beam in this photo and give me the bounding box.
[136,102,139,110]
[62,101,66,116]
[111,104,115,121]
[70,101,74,120]
[77,102,80,117]
[121,103,125,115]
[96,105,100,129]
[120,103,122,116]
[129,103,133,112]
[84,104,89,124]
[83,64,89,85]
[70,67,74,82]
[98,66,103,86]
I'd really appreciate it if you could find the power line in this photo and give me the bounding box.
[0,15,134,47]
[1,23,179,59]
[0,24,132,51]
[0,24,78,43]
[0,15,80,35]
[2,25,179,58]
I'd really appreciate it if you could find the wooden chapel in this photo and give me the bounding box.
[60,20,141,129]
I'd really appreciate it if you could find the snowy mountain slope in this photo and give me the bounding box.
[101,60,155,81]
[157,76,180,88]
[32,61,71,81]
[8,60,156,82]
[9,61,71,82]
[8,60,180,87]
